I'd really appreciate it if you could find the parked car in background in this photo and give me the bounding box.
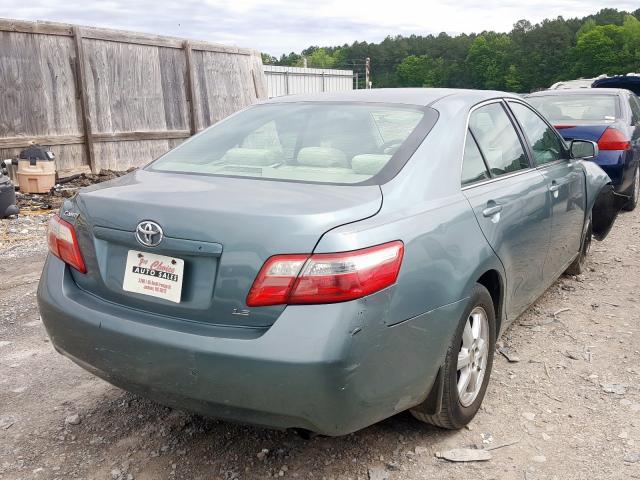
[592,74,640,96]
[38,89,622,436]
[548,74,640,94]
[549,75,606,90]
[526,88,640,210]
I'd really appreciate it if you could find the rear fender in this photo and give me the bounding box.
[578,160,628,241]
[591,185,628,241]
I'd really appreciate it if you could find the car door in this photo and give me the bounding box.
[462,101,552,320]
[507,100,586,283]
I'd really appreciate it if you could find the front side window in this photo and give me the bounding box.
[469,103,529,177]
[509,102,565,165]
[150,103,429,185]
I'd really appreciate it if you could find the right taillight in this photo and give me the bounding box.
[598,127,631,151]
[47,214,86,273]
[246,241,404,307]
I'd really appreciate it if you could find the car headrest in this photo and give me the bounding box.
[222,148,279,166]
[351,154,391,175]
[542,104,562,118]
[473,112,495,135]
[297,147,349,168]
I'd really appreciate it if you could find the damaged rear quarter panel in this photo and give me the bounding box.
[578,159,627,241]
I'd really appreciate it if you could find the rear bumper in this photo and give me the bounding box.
[594,150,635,192]
[38,256,465,435]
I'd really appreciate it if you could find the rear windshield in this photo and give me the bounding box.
[527,94,620,122]
[149,103,431,185]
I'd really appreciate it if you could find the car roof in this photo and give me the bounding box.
[263,88,520,107]
[526,88,627,97]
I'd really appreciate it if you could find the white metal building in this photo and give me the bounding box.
[263,65,354,98]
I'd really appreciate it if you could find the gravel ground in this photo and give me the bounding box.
[1,207,639,480]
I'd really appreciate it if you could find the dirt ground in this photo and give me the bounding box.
[1,206,639,480]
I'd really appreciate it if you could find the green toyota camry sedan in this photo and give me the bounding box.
[38,88,623,436]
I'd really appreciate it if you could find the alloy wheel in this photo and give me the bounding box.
[457,306,490,407]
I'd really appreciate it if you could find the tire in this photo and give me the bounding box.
[411,284,496,429]
[565,217,592,276]
[623,164,639,212]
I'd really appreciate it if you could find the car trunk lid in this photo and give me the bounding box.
[68,169,382,328]
[553,123,611,143]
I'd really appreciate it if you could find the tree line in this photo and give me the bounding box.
[262,8,640,93]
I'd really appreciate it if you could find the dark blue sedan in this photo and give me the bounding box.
[526,88,640,210]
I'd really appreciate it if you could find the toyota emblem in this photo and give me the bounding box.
[135,221,164,247]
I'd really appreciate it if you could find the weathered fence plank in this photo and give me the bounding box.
[72,26,97,173]
[0,17,267,171]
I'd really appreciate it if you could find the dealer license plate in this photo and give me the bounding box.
[122,250,184,303]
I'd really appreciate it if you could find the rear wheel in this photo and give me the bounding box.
[623,164,639,212]
[411,284,496,429]
[565,217,592,276]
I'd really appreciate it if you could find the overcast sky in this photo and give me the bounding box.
[2,0,638,56]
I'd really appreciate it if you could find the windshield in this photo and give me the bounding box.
[149,102,430,185]
[527,94,620,123]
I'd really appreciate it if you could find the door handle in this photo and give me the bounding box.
[482,204,503,217]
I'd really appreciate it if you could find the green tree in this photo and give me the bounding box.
[306,48,335,68]
[504,65,522,92]
[576,18,597,38]
[572,24,629,76]
[261,53,277,65]
[396,55,445,87]
[465,33,513,90]
[622,15,640,67]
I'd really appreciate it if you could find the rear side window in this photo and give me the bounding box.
[149,103,431,185]
[469,103,529,177]
[462,132,490,185]
[509,102,565,165]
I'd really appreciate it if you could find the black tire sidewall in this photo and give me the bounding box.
[444,284,496,427]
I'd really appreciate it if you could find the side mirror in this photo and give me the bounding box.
[570,139,599,160]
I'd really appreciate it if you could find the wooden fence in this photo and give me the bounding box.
[0,18,267,173]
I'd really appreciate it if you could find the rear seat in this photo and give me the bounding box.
[297,147,349,168]
[351,154,391,175]
[221,148,280,166]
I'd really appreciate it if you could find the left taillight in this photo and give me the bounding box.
[246,241,404,307]
[47,214,86,273]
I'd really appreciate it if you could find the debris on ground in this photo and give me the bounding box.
[368,466,390,480]
[19,168,135,211]
[64,414,81,426]
[624,453,640,463]
[484,439,521,451]
[498,346,521,363]
[435,448,492,462]
[600,383,627,395]
[0,169,134,256]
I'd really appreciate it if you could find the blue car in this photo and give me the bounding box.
[526,88,640,210]
[38,89,622,435]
